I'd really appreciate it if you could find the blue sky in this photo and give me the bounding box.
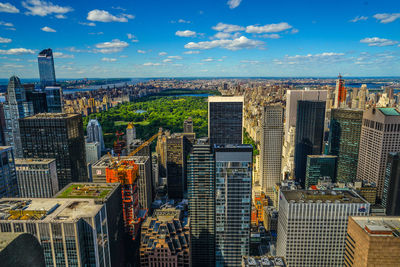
[0,0,399,78]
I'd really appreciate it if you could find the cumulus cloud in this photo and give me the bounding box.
[0,2,19,13]
[213,32,233,39]
[137,50,146,54]
[87,9,134,22]
[373,13,400,23]
[0,21,13,27]
[350,16,368,22]
[163,59,172,63]
[246,22,292,33]
[102,57,117,62]
[80,22,96,26]
[159,52,167,56]
[127,33,138,42]
[183,50,200,54]
[168,55,183,60]
[360,37,398,47]
[212,23,245,32]
[178,19,191,23]
[184,36,264,51]
[41,26,56,32]
[274,52,348,65]
[0,48,35,55]
[53,52,74,58]
[260,34,280,39]
[176,30,197,37]
[143,62,162,66]
[227,0,242,9]
[94,39,129,53]
[22,0,72,17]
[0,36,12,43]
[55,14,65,19]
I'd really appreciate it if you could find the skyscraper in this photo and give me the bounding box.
[85,141,101,164]
[38,48,56,89]
[188,141,215,267]
[86,119,105,151]
[3,76,34,157]
[126,122,136,153]
[329,109,363,183]
[294,100,326,187]
[276,190,370,267]
[183,117,194,133]
[44,86,63,113]
[19,113,88,189]
[0,146,18,197]
[260,105,284,197]
[333,74,347,108]
[382,152,400,216]
[214,144,252,266]
[208,96,243,145]
[305,155,337,188]
[357,107,400,199]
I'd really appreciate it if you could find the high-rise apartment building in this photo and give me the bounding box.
[276,190,370,267]
[260,105,284,197]
[208,96,243,145]
[183,117,194,133]
[126,122,136,153]
[15,158,58,198]
[344,216,400,267]
[86,119,105,151]
[305,155,337,188]
[214,144,252,266]
[38,48,56,89]
[3,76,34,157]
[19,113,88,189]
[44,86,63,113]
[357,107,400,199]
[0,146,18,197]
[294,100,326,187]
[85,141,101,164]
[382,152,400,216]
[329,109,363,183]
[187,141,215,267]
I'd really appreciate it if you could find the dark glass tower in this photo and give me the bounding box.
[294,100,326,187]
[44,86,63,113]
[305,155,337,188]
[329,109,363,183]
[0,146,18,197]
[38,48,56,89]
[19,113,88,189]
[208,96,243,145]
[382,152,400,216]
[188,141,215,267]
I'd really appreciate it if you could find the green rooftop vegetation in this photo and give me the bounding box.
[57,184,112,199]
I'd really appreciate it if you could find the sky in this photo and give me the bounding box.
[0,0,399,78]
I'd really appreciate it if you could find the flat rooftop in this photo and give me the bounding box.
[378,108,400,116]
[15,158,55,165]
[23,113,79,119]
[307,155,337,159]
[93,155,149,167]
[55,183,119,199]
[351,216,400,237]
[0,198,103,222]
[208,95,244,102]
[242,256,286,267]
[282,190,368,204]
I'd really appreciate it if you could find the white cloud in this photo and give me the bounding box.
[212,23,244,32]
[41,26,56,32]
[176,30,197,37]
[80,22,96,26]
[89,32,103,35]
[0,37,12,43]
[102,57,117,62]
[163,59,172,63]
[246,22,292,33]
[214,32,232,39]
[137,50,146,54]
[127,33,138,42]
[360,37,398,47]
[53,52,74,58]
[274,52,348,65]
[202,58,214,62]
[0,2,19,13]
[240,60,260,64]
[373,13,400,23]
[55,14,65,19]
[0,21,13,27]
[0,48,35,55]
[227,0,242,9]
[143,62,162,66]
[185,36,264,51]
[94,39,129,53]
[260,33,280,39]
[350,16,368,22]
[291,28,299,34]
[22,0,72,17]
[168,55,183,59]
[183,50,200,54]
[87,9,134,22]
[159,52,167,56]
[178,19,191,23]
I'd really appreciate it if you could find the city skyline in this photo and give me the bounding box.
[0,0,399,78]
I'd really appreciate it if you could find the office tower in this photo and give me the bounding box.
[357,107,400,199]
[260,105,284,197]
[44,86,63,113]
[86,119,105,151]
[85,141,101,164]
[19,113,88,189]
[276,190,370,267]
[38,48,56,89]
[242,256,286,267]
[15,158,58,198]
[25,87,48,114]
[188,141,215,267]
[382,152,400,215]
[0,146,18,197]
[55,183,126,267]
[183,117,194,133]
[345,216,400,267]
[0,233,45,267]
[305,155,337,188]
[208,96,243,145]
[0,198,111,266]
[294,100,326,187]
[0,103,6,146]
[126,122,136,152]
[140,208,190,267]
[214,144,252,266]
[329,109,363,183]
[334,74,347,108]
[3,76,34,157]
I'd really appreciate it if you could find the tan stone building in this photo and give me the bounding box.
[344,216,400,267]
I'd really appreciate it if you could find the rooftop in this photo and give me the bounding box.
[55,183,119,199]
[93,155,149,167]
[208,95,244,102]
[282,190,368,204]
[15,158,55,165]
[242,256,286,267]
[307,155,337,159]
[23,113,79,119]
[378,108,400,116]
[351,216,400,237]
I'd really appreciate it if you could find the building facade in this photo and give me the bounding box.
[305,155,337,188]
[86,119,105,152]
[38,48,56,89]
[0,146,18,197]
[382,152,400,216]
[85,141,101,165]
[44,86,63,113]
[15,158,58,198]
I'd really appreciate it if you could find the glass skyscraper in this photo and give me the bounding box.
[305,155,337,188]
[38,48,56,89]
[44,86,63,113]
[0,146,18,197]
[86,119,105,151]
